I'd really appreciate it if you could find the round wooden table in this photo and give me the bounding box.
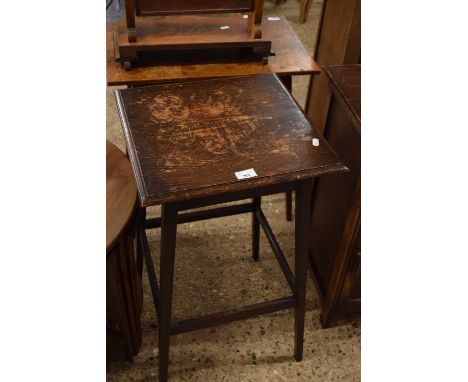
[106,141,142,361]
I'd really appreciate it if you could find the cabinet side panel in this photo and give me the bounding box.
[309,97,361,291]
[306,0,361,133]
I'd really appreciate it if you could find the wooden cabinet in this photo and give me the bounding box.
[308,65,360,327]
[305,0,360,134]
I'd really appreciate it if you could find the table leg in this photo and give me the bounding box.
[285,190,293,221]
[252,197,261,261]
[158,203,178,382]
[294,179,313,361]
[300,0,314,23]
[278,75,294,222]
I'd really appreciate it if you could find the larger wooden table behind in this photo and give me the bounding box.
[107,15,319,86]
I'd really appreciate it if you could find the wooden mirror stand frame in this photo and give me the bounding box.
[124,0,265,43]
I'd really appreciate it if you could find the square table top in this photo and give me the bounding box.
[115,74,346,206]
[107,16,320,86]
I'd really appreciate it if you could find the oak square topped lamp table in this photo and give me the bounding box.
[115,74,346,382]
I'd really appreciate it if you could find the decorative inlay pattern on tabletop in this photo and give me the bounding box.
[125,80,308,164]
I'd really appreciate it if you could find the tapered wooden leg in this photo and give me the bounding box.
[158,203,178,382]
[136,207,146,278]
[286,190,293,221]
[278,75,294,223]
[279,75,292,92]
[300,0,314,23]
[294,180,313,361]
[252,197,261,261]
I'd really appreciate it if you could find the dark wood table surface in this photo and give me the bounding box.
[107,16,320,86]
[106,141,137,250]
[115,74,345,206]
[309,64,361,327]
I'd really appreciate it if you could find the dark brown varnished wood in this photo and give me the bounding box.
[115,15,272,67]
[174,181,296,211]
[305,0,360,134]
[107,251,134,359]
[294,179,313,361]
[170,296,295,335]
[136,0,255,16]
[252,197,261,261]
[117,0,267,67]
[319,176,360,327]
[248,0,265,39]
[308,65,361,328]
[145,202,255,229]
[110,16,312,221]
[139,225,161,321]
[299,0,314,23]
[125,0,136,42]
[115,74,347,382]
[115,74,345,207]
[107,16,320,86]
[125,0,137,42]
[278,74,294,222]
[106,141,142,361]
[158,203,178,382]
[285,190,293,221]
[106,141,138,250]
[255,207,295,292]
[323,65,361,130]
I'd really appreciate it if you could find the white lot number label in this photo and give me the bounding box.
[235,168,257,180]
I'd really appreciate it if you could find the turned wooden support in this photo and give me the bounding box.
[248,0,264,39]
[299,0,314,23]
[125,0,137,42]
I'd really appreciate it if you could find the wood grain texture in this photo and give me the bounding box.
[107,16,320,86]
[107,230,143,360]
[294,179,313,361]
[299,0,314,23]
[106,141,142,359]
[125,0,137,42]
[114,15,271,65]
[305,0,360,134]
[308,65,360,327]
[115,74,346,207]
[116,16,264,46]
[106,141,138,250]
